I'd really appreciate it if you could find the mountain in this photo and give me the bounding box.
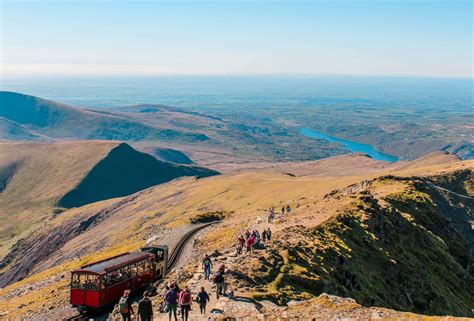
[0,151,472,319]
[0,140,218,265]
[138,146,194,164]
[0,91,209,142]
[0,117,45,141]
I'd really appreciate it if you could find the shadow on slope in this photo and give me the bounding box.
[142,147,194,164]
[58,143,218,208]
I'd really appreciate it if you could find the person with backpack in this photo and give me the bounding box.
[246,235,255,253]
[165,284,179,321]
[196,286,210,314]
[178,286,192,321]
[137,291,153,321]
[202,254,213,280]
[214,267,227,298]
[245,229,251,239]
[267,227,272,241]
[236,235,245,254]
[118,289,134,321]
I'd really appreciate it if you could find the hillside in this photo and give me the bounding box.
[137,146,194,164]
[0,91,209,142]
[0,151,472,319]
[0,141,218,263]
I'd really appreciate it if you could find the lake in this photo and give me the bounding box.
[300,128,399,163]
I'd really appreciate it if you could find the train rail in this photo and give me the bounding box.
[167,222,213,271]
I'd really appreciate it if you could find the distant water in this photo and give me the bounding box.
[300,128,399,162]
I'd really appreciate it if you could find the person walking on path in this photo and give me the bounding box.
[246,235,255,253]
[202,254,213,280]
[137,291,153,321]
[266,227,272,241]
[245,229,251,239]
[178,286,192,321]
[268,207,275,223]
[118,290,134,321]
[214,267,227,298]
[165,284,179,321]
[196,286,210,315]
[236,235,245,255]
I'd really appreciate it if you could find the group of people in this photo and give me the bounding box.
[116,283,212,321]
[236,227,272,254]
[116,289,153,321]
[163,283,209,321]
[201,259,228,299]
[114,214,281,321]
[268,205,292,223]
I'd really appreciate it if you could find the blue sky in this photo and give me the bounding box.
[1,0,472,78]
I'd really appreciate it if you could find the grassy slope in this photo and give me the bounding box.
[58,143,218,208]
[0,152,472,318]
[243,173,474,316]
[0,141,218,261]
[0,141,119,258]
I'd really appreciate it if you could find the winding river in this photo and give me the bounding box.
[300,128,399,163]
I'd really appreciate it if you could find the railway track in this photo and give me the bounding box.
[167,222,213,271]
[66,223,213,320]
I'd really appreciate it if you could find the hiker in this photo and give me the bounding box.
[145,282,157,296]
[236,235,245,255]
[202,254,213,280]
[245,229,251,239]
[137,291,153,321]
[165,284,179,321]
[268,207,275,223]
[281,206,285,214]
[246,235,255,252]
[214,267,227,298]
[196,286,210,315]
[178,286,192,321]
[286,205,291,213]
[118,290,134,321]
[266,227,272,241]
[262,229,267,242]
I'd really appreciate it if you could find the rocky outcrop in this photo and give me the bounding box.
[232,171,474,317]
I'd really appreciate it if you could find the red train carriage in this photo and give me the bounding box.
[70,252,155,311]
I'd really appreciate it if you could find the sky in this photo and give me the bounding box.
[0,0,472,79]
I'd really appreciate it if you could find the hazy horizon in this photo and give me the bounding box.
[1,0,472,79]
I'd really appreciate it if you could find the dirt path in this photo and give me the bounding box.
[423,180,474,200]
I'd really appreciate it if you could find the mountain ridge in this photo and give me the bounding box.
[0,91,210,142]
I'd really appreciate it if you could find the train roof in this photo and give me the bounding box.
[72,252,153,275]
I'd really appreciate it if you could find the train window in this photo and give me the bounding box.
[120,266,131,280]
[105,270,121,287]
[137,261,145,275]
[71,273,80,288]
[156,250,164,261]
[72,273,100,290]
[144,261,153,273]
[130,264,137,277]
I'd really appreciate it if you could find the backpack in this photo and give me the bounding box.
[214,272,224,284]
[166,290,178,304]
[118,296,129,314]
[181,291,191,305]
